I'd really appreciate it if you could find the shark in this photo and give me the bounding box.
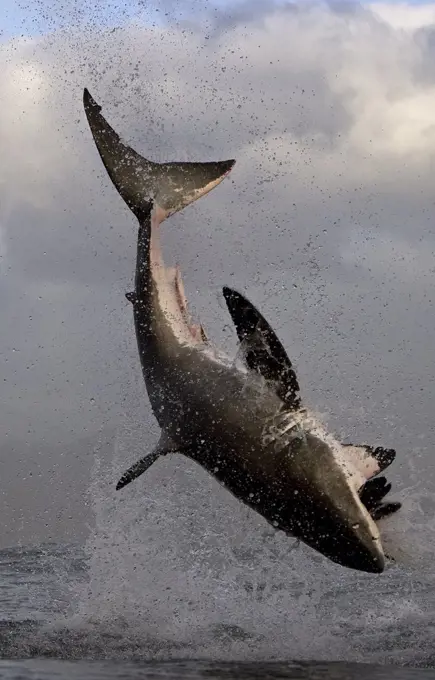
[83,87,400,573]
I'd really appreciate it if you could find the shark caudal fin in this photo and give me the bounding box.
[83,88,235,220]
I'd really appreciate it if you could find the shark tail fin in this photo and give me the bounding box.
[83,88,235,221]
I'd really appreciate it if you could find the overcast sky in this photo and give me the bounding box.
[2,0,435,550]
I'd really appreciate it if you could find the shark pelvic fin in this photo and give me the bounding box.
[222,286,301,410]
[116,433,179,490]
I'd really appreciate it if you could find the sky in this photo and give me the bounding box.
[2,0,435,549]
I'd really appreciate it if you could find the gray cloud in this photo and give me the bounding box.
[2,1,435,547]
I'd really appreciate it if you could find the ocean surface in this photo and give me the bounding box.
[0,427,434,679]
[2,534,435,679]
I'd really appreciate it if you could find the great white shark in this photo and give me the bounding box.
[83,87,401,574]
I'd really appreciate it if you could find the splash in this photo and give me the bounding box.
[38,360,435,664]
[59,418,348,661]
[2,422,435,663]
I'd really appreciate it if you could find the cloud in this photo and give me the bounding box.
[369,2,435,31]
[2,0,435,544]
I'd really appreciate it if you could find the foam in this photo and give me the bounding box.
[54,412,435,665]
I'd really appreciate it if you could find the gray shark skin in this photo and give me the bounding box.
[84,87,393,574]
[221,286,401,525]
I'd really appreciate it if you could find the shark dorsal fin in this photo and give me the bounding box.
[222,286,301,410]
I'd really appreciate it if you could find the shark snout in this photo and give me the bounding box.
[344,522,385,574]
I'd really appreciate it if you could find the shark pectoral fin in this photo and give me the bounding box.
[83,88,235,222]
[116,434,179,490]
[345,444,401,521]
[342,444,397,482]
[370,446,396,472]
[222,286,301,410]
